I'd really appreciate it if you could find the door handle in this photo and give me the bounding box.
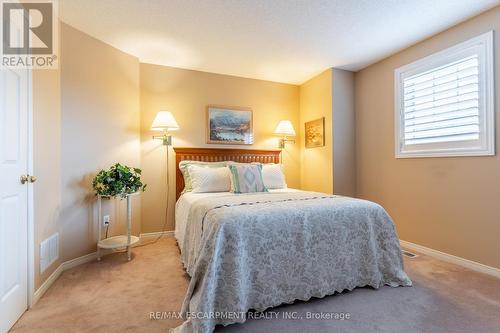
[20,175,29,184]
[20,175,37,184]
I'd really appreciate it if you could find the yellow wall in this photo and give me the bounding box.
[332,69,356,196]
[33,23,142,289]
[59,23,141,267]
[355,6,500,268]
[299,69,333,194]
[140,63,300,232]
[33,66,61,289]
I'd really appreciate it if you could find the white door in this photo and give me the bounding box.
[0,67,29,333]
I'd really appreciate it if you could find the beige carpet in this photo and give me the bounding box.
[10,237,500,333]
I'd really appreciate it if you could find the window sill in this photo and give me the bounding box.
[396,148,495,158]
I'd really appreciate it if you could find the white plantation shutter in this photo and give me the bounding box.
[395,32,494,158]
[403,55,480,145]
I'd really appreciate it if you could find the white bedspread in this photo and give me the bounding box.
[172,190,412,333]
[175,188,300,251]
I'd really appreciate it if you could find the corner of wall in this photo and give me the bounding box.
[298,69,334,194]
[32,23,142,290]
[331,68,356,197]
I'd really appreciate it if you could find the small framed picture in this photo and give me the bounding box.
[305,117,325,148]
[206,105,253,145]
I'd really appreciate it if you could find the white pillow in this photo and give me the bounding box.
[188,165,231,193]
[261,164,287,189]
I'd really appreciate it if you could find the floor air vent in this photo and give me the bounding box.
[402,250,418,258]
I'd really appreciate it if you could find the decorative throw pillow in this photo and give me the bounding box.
[188,165,231,193]
[228,164,268,193]
[261,164,287,189]
[251,163,287,189]
[179,161,227,194]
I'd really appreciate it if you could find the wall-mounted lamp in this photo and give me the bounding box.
[274,120,296,149]
[151,111,179,146]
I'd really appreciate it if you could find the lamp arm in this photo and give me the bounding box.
[278,135,295,149]
[153,130,172,146]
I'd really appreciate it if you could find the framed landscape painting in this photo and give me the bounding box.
[206,105,253,145]
[305,117,325,148]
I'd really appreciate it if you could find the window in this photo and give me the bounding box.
[395,31,494,158]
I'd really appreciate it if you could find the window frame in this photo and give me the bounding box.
[394,31,495,158]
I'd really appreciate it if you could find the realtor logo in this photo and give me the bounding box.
[1,0,58,68]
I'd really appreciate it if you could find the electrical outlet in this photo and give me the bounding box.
[103,215,110,226]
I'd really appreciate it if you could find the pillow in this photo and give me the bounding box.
[251,162,287,189]
[179,161,227,194]
[261,164,287,189]
[188,165,231,193]
[228,164,268,194]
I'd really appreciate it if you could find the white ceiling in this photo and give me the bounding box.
[60,0,499,84]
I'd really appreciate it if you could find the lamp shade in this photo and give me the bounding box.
[274,120,296,136]
[151,111,179,131]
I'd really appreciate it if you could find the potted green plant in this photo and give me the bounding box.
[92,163,147,198]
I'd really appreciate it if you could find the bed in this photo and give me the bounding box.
[172,148,412,333]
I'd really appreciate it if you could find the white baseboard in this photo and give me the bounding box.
[31,237,498,308]
[32,264,64,307]
[32,233,174,307]
[61,252,97,271]
[139,231,174,242]
[32,251,97,307]
[400,240,500,279]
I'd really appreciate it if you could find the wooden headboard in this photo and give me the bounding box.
[173,147,280,199]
